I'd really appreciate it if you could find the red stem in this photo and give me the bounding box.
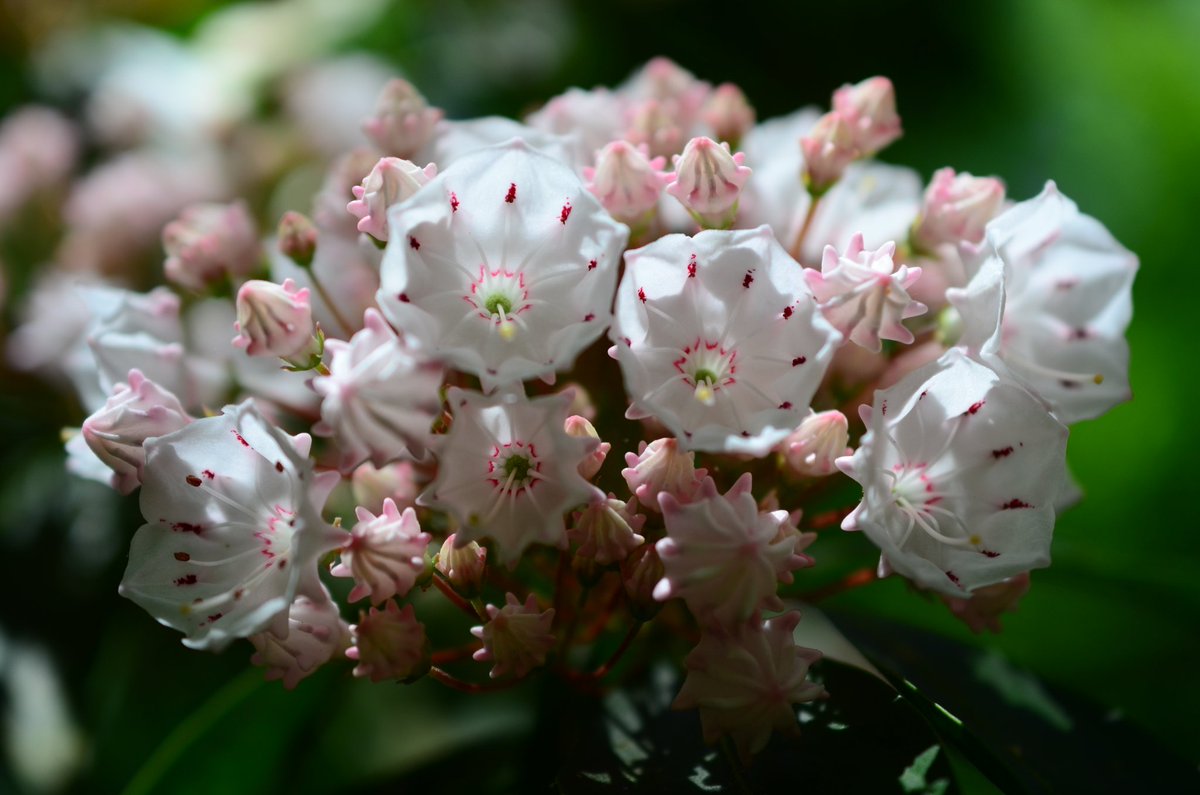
[428,666,517,693]
[431,643,482,665]
[432,571,482,620]
[801,567,879,603]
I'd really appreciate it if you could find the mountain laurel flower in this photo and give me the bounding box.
[569,495,647,566]
[350,460,422,514]
[347,600,431,683]
[800,111,859,195]
[470,592,556,679]
[419,388,603,566]
[277,210,318,268]
[655,474,812,627]
[831,76,902,156]
[361,78,443,158]
[312,308,443,470]
[436,534,487,597]
[233,278,320,363]
[941,572,1032,634]
[249,590,349,689]
[624,99,687,160]
[81,369,192,494]
[377,140,629,392]
[347,157,438,242]
[611,226,840,454]
[119,402,347,650]
[911,168,1006,251]
[673,612,825,760]
[780,409,850,478]
[330,498,431,604]
[950,182,1137,424]
[564,414,609,480]
[666,136,752,229]
[621,437,708,512]
[583,140,671,225]
[621,543,665,621]
[702,83,755,146]
[838,349,1068,596]
[805,232,927,352]
[162,201,261,292]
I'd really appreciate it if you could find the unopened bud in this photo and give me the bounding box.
[912,168,1006,251]
[666,136,751,229]
[350,460,422,514]
[621,543,664,622]
[569,495,646,566]
[361,78,443,159]
[583,140,670,224]
[436,533,487,597]
[625,99,685,160]
[233,278,320,364]
[347,157,438,241]
[832,76,902,156]
[347,601,431,683]
[801,111,858,196]
[781,410,851,477]
[162,200,261,291]
[277,210,318,268]
[564,415,609,480]
[702,83,755,146]
[941,573,1031,634]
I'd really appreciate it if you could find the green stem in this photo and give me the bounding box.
[306,270,354,338]
[788,195,822,264]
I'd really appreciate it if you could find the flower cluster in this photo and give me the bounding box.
[12,57,1136,753]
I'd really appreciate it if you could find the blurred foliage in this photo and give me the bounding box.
[0,0,1197,792]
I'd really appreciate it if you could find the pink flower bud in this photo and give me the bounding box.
[569,495,646,566]
[622,438,708,513]
[250,593,349,689]
[801,111,859,195]
[277,210,318,268]
[912,167,1006,250]
[350,460,422,514]
[702,83,755,145]
[436,534,487,597]
[347,157,438,241]
[162,201,261,291]
[622,543,665,621]
[347,600,430,682]
[330,499,431,604]
[564,414,609,480]
[832,76,902,155]
[470,593,556,679]
[666,136,752,228]
[583,140,670,224]
[232,278,318,360]
[81,369,192,494]
[780,410,851,477]
[625,99,685,160]
[941,573,1032,633]
[361,78,443,158]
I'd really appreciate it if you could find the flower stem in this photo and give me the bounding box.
[431,642,482,665]
[802,566,879,602]
[788,196,822,264]
[586,620,642,680]
[804,506,854,530]
[428,666,518,693]
[432,569,483,620]
[306,270,354,338]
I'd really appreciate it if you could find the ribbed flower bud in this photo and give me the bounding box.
[162,201,261,291]
[801,111,858,196]
[470,593,556,679]
[277,210,318,268]
[912,168,1006,251]
[350,460,421,514]
[249,592,349,689]
[347,600,430,683]
[232,278,320,363]
[436,533,487,597]
[347,157,438,241]
[780,410,850,477]
[569,495,646,566]
[666,136,751,229]
[583,140,670,224]
[702,83,755,146]
[331,498,431,604]
[832,76,902,156]
[564,414,609,480]
[622,438,708,513]
[621,543,665,621]
[361,78,443,158]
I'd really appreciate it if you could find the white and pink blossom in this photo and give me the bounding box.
[162,200,262,291]
[831,76,902,156]
[621,437,708,513]
[780,410,851,478]
[912,168,1005,251]
[569,495,646,566]
[666,136,751,228]
[347,157,437,241]
[331,498,431,604]
[583,140,670,224]
[362,78,443,158]
[249,589,349,689]
[233,278,319,362]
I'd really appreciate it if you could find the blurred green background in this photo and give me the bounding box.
[0,0,1196,792]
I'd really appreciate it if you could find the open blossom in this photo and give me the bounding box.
[621,437,708,512]
[666,136,751,228]
[838,349,1068,596]
[331,498,431,604]
[347,157,437,241]
[912,168,1006,251]
[249,590,349,689]
[470,593,556,679]
[312,308,443,470]
[377,140,629,391]
[805,232,926,352]
[583,140,670,224]
[674,612,825,759]
[942,573,1031,634]
[611,226,840,454]
[81,369,192,494]
[361,78,443,158]
[655,474,811,627]
[950,182,1137,424]
[348,600,430,683]
[780,409,850,477]
[233,278,318,361]
[569,495,646,566]
[162,200,262,291]
[119,402,346,649]
[832,76,902,155]
[419,388,602,566]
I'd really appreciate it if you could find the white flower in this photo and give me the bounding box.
[330,498,431,604]
[347,600,430,683]
[655,474,811,627]
[249,589,349,689]
[837,349,1068,596]
[419,388,602,566]
[805,232,927,352]
[119,402,346,650]
[346,157,437,241]
[377,139,629,391]
[611,226,840,454]
[312,308,444,470]
[81,369,192,494]
[950,182,1137,424]
[470,592,556,679]
[673,612,824,759]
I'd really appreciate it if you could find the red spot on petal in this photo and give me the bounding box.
[623,337,632,347]
[1069,327,1089,340]
[559,201,572,224]
[687,254,697,278]
[638,288,647,303]
[275,461,284,472]
[1001,498,1032,510]
[207,613,224,623]
[505,183,517,203]
[982,550,1001,558]
[409,236,421,250]
[398,292,410,303]
[174,574,197,586]
[782,305,793,319]
[172,522,204,534]
[918,390,928,400]
[202,469,215,479]
[583,313,595,322]
[278,559,288,568]
[779,401,793,409]
[232,431,250,447]
[450,192,459,212]
[791,356,806,366]
[185,475,202,487]
[234,589,244,600]
[742,269,755,288]
[992,446,1014,459]
[174,552,190,561]
[966,401,985,416]
[946,571,961,586]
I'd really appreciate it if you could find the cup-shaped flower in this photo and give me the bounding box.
[583,140,670,225]
[347,157,438,242]
[347,600,431,683]
[655,474,811,627]
[119,402,347,650]
[436,534,487,597]
[312,308,443,470]
[470,592,556,679]
[331,498,431,604]
[162,201,261,292]
[673,612,825,760]
[950,182,1137,424]
[569,495,646,566]
[611,226,840,454]
[800,112,858,195]
[805,232,926,352]
[702,83,755,146]
[621,438,708,513]
[233,278,319,361]
[911,168,1005,251]
[780,409,850,478]
[419,387,602,566]
[666,137,752,229]
[249,589,349,689]
[81,369,192,494]
[837,349,1068,596]
[377,139,629,392]
[361,78,443,158]
[831,76,902,156]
